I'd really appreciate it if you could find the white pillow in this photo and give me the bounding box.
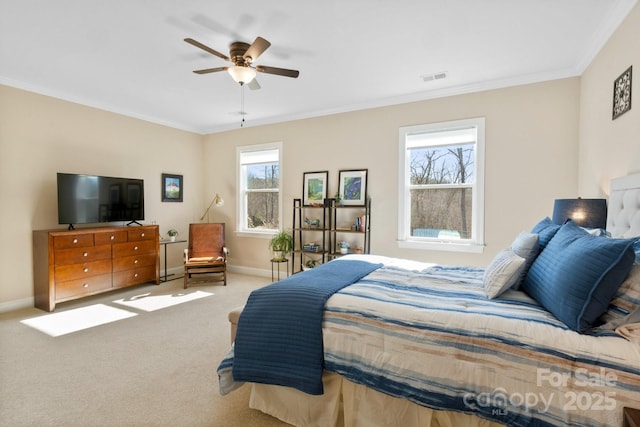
[484,248,526,299]
[511,231,539,289]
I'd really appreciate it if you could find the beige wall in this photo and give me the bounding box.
[579,2,640,195]
[0,85,205,310]
[7,0,639,310]
[204,78,580,271]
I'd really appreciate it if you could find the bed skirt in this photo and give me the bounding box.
[249,372,505,427]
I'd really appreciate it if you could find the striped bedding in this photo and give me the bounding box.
[219,255,640,426]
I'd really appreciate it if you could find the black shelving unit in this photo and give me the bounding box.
[291,198,329,274]
[292,197,371,274]
[327,197,371,260]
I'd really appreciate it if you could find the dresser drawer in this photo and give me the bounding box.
[127,227,156,242]
[113,266,157,288]
[54,259,112,282]
[53,234,94,250]
[94,230,127,245]
[54,244,112,266]
[56,274,113,300]
[112,253,157,272]
[112,240,156,257]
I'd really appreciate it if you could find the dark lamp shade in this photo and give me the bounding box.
[552,198,607,229]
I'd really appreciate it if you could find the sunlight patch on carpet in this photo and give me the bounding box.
[21,304,137,337]
[112,290,213,312]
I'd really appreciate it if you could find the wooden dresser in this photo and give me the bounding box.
[33,225,160,311]
[625,407,640,427]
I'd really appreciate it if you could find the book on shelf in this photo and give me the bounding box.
[302,243,321,252]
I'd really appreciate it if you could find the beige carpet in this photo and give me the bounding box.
[0,273,291,427]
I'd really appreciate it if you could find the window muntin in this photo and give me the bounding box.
[398,118,485,252]
[237,143,282,234]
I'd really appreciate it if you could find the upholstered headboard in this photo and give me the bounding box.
[607,173,640,238]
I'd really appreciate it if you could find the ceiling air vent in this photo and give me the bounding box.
[422,71,448,82]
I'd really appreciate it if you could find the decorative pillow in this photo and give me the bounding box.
[581,227,610,237]
[483,249,526,299]
[597,263,640,329]
[522,220,636,332]
[510,231,539,290]
[530,217,560,251]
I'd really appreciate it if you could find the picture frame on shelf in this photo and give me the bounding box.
[338,169,368,206]
[161,173,183,202]
[613,65,632,120]
[303,171,328,206]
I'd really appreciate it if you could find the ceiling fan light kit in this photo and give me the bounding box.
[228,66,257,85]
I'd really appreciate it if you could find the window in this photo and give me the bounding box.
[398,118,485,252]
[237,142,282,235]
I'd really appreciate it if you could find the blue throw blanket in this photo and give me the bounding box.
[231,259,382,395]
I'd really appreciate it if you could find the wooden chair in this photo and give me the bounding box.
[183,223,227,288]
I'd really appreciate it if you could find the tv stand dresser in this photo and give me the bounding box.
[33,225,160,311]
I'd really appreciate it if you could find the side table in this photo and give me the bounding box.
[160,239,188,282]
[270,258,289,282]
[625,407,640,427]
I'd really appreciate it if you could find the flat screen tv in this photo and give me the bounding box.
[57,173,145,228]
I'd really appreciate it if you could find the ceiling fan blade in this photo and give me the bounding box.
[255,65,300,78]
[243,37,271,62]
[193,66,228,74]
[184,38,230,61]
[247,78,261,90]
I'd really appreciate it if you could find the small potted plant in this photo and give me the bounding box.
[167,229,179,242]
[334,192,342,206]
[303,259,318,270]
[338,241,350,254]
[269,230,293,261]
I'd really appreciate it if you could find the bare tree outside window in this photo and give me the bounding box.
[238,143,282,234]
[409,143,474,239]
[246,162,279,230]
[398,118,484,251]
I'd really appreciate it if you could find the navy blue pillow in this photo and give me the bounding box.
[531,217,561,252]
[522,220,635,332]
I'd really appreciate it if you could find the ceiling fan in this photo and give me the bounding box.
[184,36,299,89]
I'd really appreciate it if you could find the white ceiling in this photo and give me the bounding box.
[1,0,636,134]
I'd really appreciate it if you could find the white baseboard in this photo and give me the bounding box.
[227,264,271,278]
[0,296,34,313]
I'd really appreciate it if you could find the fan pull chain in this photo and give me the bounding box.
[240,83,246,128]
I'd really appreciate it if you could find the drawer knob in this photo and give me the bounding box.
[83,267,89,273]
[134,259,139,264]
[141,233,145,237]
[134,273,139,278]
[134,246,139,251]
[83,283,89,288]
[83,252,88,257]
[73,238,78,244]
[110,235,115,240]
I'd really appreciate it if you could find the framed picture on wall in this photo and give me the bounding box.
[303,171,328,206]
[613,65,632,120]
[161,173,183,202]
[338,169,368,206]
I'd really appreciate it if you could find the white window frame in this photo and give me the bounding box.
[236,142,283,238]
[397,117,485,253]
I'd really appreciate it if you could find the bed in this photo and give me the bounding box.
[218,173,640,427]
